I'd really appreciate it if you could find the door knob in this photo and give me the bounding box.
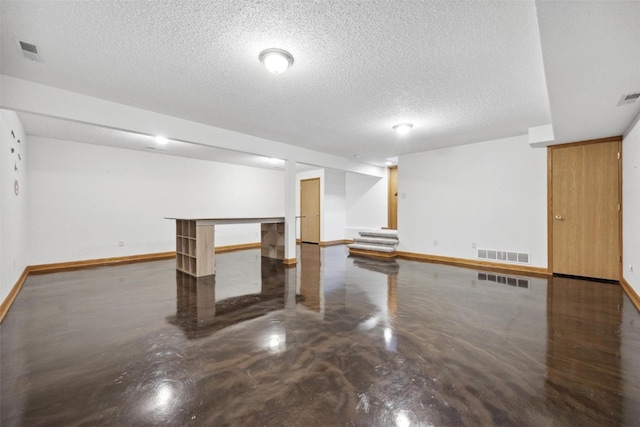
[554,215,563,220]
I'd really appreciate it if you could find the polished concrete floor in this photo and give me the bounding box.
[2,244,640,426]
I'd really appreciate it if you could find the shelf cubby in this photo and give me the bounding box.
[189,256,197,274]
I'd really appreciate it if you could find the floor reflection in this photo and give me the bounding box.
[546,276,623,424]
[167,258,299,339]
[352,256,400,276]
[3,247,640,426]
[351,256,400,350]
[299,244,322,312]
[353,257,400,319]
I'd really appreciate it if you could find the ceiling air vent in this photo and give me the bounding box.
[18,40,39,61]
[618,91,640,106]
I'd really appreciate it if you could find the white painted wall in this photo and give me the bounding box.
[345,172,387,239]
[623,114,640,295]
[26,136,284,265]
[0,110,29,303]
[398,135,548,267]
[323,169,346,242]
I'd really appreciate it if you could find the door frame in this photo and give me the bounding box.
[547,136,623,279]
[300,177,321,244]
[387,165,398,230]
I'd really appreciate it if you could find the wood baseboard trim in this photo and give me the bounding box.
[29,243,264,276]
[320,239,353,247]
[27,252,176,275]
[395,251,551,277]
[348,249,398,259]
[621,277,640,312]
[0,268,30,323]
[283,258,297,267]
[215,242,261,254]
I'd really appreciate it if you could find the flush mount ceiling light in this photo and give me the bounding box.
[393,123,413,135]
[259,48,294,74]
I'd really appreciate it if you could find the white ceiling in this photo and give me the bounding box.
[1,1,639,167]
[536,1,640,144]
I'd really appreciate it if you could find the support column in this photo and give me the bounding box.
[284,266,298,311]
[283,159,297,266]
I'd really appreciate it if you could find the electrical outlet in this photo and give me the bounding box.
[630,264,634,273]
[433,240,438,246]
[471,242,477,249]
[119,240,125,247]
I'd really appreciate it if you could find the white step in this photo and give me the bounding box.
[353,236,399,246]
[359,230,398,239]
[348,243,396,253]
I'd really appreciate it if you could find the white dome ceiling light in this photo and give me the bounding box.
[259,48,294,74]
[393,123,413,135]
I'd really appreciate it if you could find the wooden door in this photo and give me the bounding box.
[549,138,621,280]
[387,166,398,229]
[300,178,320,243]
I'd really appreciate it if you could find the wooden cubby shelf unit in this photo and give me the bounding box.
[261,222,285,259]
[168,217,287,278]
[174,219,214,277]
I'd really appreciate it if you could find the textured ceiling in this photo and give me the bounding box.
[1,1,638,167]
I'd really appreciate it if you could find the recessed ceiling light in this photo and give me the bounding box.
[393,123,413,135]
[259,48,294,74]
[155,136,169,145]
[385,161,393,166]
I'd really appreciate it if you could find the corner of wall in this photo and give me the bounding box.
[1,110,29,306]
[623,112,640,297]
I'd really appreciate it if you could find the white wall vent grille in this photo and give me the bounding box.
[478,248,530,265]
